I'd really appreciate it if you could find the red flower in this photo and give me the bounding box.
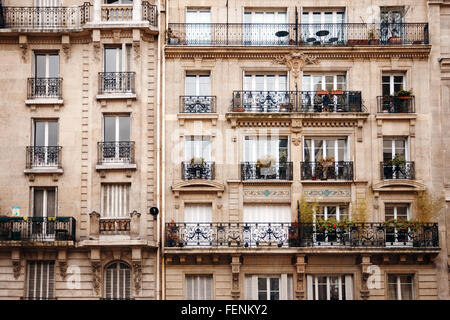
[333,224,336,228]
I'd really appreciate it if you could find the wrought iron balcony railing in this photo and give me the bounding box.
[182,161,215,180]
[98,72,135,94]
[231,91,362,113]
[167,23,428,46]
[101,1,157,26]
[241,162,293,181]
[377,96,415,113]
[26,146,62,169]
[381,161,415,180]
[165,222,439,248]
[99,218,130,235]
[179,96,217,113]
[27,78,62,99]
[0,217,76,241]
[1,3,91,30]
[300,161,354,181]
[98,141,135,165]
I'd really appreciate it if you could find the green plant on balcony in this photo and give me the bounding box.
[394,89,413,99]
[166,219,180,247]
[416,190,444,223]
[316,217,353,232]
[382,218,422,232]
[389,154,406,167]
[317,156,335,179]
[256,155,276,168]
[190,157,205,167]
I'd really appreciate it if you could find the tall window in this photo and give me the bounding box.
[302,74,346,92]
[380,7,405,42]
[27,261,55,300]
[104,262,131,300]
[387,274,414,300]
[315,205,349,221]
[184,136,211,162]
[184,204,212,246]
[385,204,410,244]
[185,73,210,96]
[186,9,211,45]
[383,137,408,162]
[303,138,348,162]
[103,46,132,92]
[101,184,130,218]
[103,115,131,162]
[245,275,293,300]
[244,73,287,91]
[33,52,60,97]
[186,275,213,300]
[32,188,57,219]
[307,275,353,300]
[32,120,59,167]
[244,136,288,163]
[301,10,345,44]
[382,74,405,96]
[243,10,287,45]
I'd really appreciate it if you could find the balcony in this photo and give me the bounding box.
[99,218,130,235]
[98,72,135,96]
[377,96,415,113]
[167,23,428,46]
[300,161,354,181]
[0,3,91,31]
[0,217,76,242]
[182,161,215,180]
[241,162,293,181]
[381,161,415,180]
[179,96,216,113]
[26,146,62,170]
[27,78,62,100]
[165,222,439,248]
[231,91,362,113]
[97,141,136,170]
[101,1,157,26]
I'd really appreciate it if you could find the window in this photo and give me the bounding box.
[302,74,346,92]
[27,261,55,300]
[102,115,131,162]
[104,262,131,300]
[186,9,211,45]
[380,7,405,42]
[383,137,408,162]
[385,204,410,244]
[32,120,59,167]
[382,74,405,96]
[307,275,353,300]
[184,203,212,246]
[302,74,347,112]
[387,274,414,300]
[244,73,287,91]
[101,184,130,218]
[315,205,349,221]
[33,52,60,97]
[33,1,61,26]
[303,138,348,162]
[185,73,211,96]
[103,46,132,92]
[184,136,211,161]
[186,275,213,300]
[245,275,293,300]
[244,136,288,163]
[31,187,57,239]
[301,10,345,44]
[243,10,287,45]
[105,0,133,4]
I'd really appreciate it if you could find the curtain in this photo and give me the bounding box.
[186,275,213,300]
[101,184,130,217]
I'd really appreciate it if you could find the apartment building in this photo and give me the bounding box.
[162,0,450,300]
[0,0,160,299]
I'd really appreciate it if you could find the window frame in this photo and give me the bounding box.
[100,183,131,218]
[302,137,349,162]
[104,261,132,300]
[26,260,55,300]
[387,274,415,300]
[185,72,211,96]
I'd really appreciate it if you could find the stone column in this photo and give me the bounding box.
[294,254,307,299]
[132,0,142,22]
[230,254,241,299]
[360,254,371,300]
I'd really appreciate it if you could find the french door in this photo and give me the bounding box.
[32,188,57,240]
[380,8,404,44]
[314,205,349,244]
[104,262,131,300]
[103,116,131,163]
[301,11,345,44]
[243,10,288,45]
[104,46,132,92]
[243,73,288,112]
[33,120,59,167]
[186,9,211,45]
[34,53,60,97]
[33,0,61,29]
[245,275,293,300]
[184,204,213,247]
[385,204,411,245]
[302,74,346,111]
[307,275,353,300]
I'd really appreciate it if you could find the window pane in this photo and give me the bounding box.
[329,276,340,300]
[396,205,408,220]
[314,139,323,160]
[119,116,130,141]
[105,48,120,72]
[34,122,46,146]
[317,276,327,300]
[383,139,393,162]
[258,278,267,300]
[35,55,46,78]
[46,189,56,218]
[270,278,280,300]
[385,206,395,220]
[47,122,58,146]
[104,117,116,142]
[185,75,197,95]
[199,75,210,96]
[304,139,311,161]
[48,55,59,78]
[33,189,44,217]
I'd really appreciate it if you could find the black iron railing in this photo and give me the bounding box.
[241,162,293,181]
[1,3,91,29]
[98,141,135,165]
[300,161,354,181]
[377,96,415,113]
[231,91,362,113]
[182,161,215,180]
[98,72,135,94]
[165,222,439,248]
[167,23,429,46]
[142,1,157,27]
[26,146,62,169]
[27,78,62,99]
[179,96,217,113]
[381,161,415,180]
[0,217,76,241]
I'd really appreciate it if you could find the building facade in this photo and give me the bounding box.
[0,0,161,299]
[0,0,449,301]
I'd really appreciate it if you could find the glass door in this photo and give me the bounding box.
[186,9,211,45]
[33,121,59,167]
[103,116,131,163]
[380,8,404,44]
[32,188,56,240]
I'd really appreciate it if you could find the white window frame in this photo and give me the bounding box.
[315,205,349,221]
[302,137,349,162]
[243,136,289,163]
[244,73,288,91]
[186,8,211,44]
[183,203,213,247]
[104,261,131,300]
[382,74,406,95]
[302,74,347,91]
[383,137,409,161]
[307,275,353,300]
[301,10,346,24]
[185,274,213,300]
[101,183,130,218]
[27,261,55,300]
[387,274,414,300]
[33,52,60,78]
[184,136,212,161]
[246,274,293,300]
[185,73,211,96]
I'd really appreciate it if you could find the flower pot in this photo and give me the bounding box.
[331,90,343,95]
[316,90,329,95]
[398,96,410,100]
[234,107,245,112]
[388,36,402,44]
[368,39,379,45]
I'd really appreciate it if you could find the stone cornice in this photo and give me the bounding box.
[372,180,426,192]
[165,46,432,60]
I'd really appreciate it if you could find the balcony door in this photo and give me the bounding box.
[385,204,411,246]
[243,73,288,112]
[243,10,287,45]
[186,9,211,45]
[382,137,409,179]
[103,46,132,92]
[314,205,349,244]
[245,275,293,300]
[301,10,345,44]
[184,204,212,247]
[103,116,131,163]
[184,136,212,179]
[243,204,291,247]
[34,53,59,97]
[184,74,212,113]
[33,120,59,167]
[32,187,57,240]
[307,275,353,300]
[34,0,61,28]
[380,7,405,44]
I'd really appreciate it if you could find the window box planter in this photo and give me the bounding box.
[388,36,402,44]
[316,90,329,95]
[233,107,245,112]
[331,90,343,95]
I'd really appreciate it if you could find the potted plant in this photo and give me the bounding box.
[166,219,180,247]
[395,89,412,99]
[390,154,406,167]
[256,155,275,168]
[316,89,329,95]
[318,156,335,180]
[367,25,379,45]
[190,157,205,167]
[331,89,343,95]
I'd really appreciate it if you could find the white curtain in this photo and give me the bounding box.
[184,203,212,223]
[245,275,293,300]
[34,0,61,6]
[243,204,291,223]
[101,184,130,218]
[244,137,280,163]
[186,275,213,300]
[184,136,211,161]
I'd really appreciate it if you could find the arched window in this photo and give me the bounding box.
[104,261,131,299]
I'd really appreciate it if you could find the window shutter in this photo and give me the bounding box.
[47,262,55,299]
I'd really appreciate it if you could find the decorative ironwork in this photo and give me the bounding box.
[381,161,415,180]
[167,23,429,46]
[231,91,362,113]
[142,1,157,27]
[165,222,439,248]
[179,96,216,113]
[182,161,215,180]
[97,141,135,165]
[99,219,130,234]
[0,217,76,241]
[1,3,91,30]
[300,161,354,181]
[27,78,62,99]
[98,72,135,94]
[241,162,293,181]
[26,146,62,169]
[377,96,415,113]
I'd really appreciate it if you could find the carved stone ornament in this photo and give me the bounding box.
[93,43,101,62]
[272,52,319,85]
[59,260,68,279]
[133,261,142,293]
[133,42,140,61]
[12,260,21,279]
[91,261,101,295]
[62,44,70,61]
